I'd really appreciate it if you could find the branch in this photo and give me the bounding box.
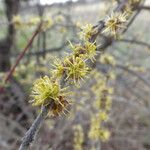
[0,23,42,94]
[123,9,141,33]
[4,23,42,83]
[138,5,150,10]
[122,0,146,33]
[11,40,73,57]
[19,106,48,150]
[116,64,150,88]
[96,62,150,88]
[116,38,150,49]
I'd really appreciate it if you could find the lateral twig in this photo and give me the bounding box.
[116,38,150,49]
[0,23,42,94]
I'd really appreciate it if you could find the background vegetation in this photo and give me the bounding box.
[0,0,150,150]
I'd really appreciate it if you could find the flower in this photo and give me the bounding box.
[129,0,140,5]
[69,41,85,56]
[73,125,84,150]
[12,15,53,30]
[27,16,40,26]
[64,56,89,84]
[30,76,69,116]
[69,41,97,61]
[128,0,141,11]
[55,15,65,23]
[79,24,97,40]
[41,17,53,31]
[88,116,110,141]
[84,41,97,61]
[103,12,127,37]
[12,15,22,29]
[99,129,110,141]
[52,58,65,78]
[124,4,133,15]
[100,53,116,66]
[88,117,101,140]
[97,111,109,121]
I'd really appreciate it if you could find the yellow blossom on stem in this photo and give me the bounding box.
[69,41,97,61]
[84,41,97,61]
[79,24,97,40]
[55,15,65,23]
[30,76,69,116]
[73,124,84,150]
[99,129,110,142]
[97,111,109,121]
[129,0,141,5]
[103,12,127,37]
[52,58,65,78]
[100,53,116,66]
[41,17,53,31]
[12,15,23,29]
[124,4,133,16]
[27,16,41,26]
[88,117,101,140]
[64,56,89,84]
[88,116,110,141]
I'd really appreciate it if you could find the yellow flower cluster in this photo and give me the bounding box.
[88,69,115,142]
[79,24,97,40]
[52,56,89,85]
[88,115,110,142]
[55,15,65,23]
[103,12,127,37]
[52,58,65,78]
[69,41,97,61]
[100,53,116,66]
[126,63,145,72]
[124,0,141,14]
[12,15,23,29]
[30,76,69,116]
[12,15,53,31]
[65,56,89,84]
[31,24,97,115]
[14,61,36,85]
[103,0,141,38]
[51,24,97,85]
[93,71,114,111]
[129,0,141,4]
[113,0,141,11]
[84,41,97,61]
[73,125,84,150]
[40,17,53,31]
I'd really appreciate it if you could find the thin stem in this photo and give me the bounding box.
[4,23,42,83]
[0,23,42,94]
[19,106,48,150]
[116,38,150,49]
[116,64,150,88]
[138,5,150,10]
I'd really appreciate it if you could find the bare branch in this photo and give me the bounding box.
[116,38,150,49]
[19,106,48,150]
[138,5,150,10]
[116,64,150,88]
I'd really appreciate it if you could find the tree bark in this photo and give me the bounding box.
[0,0,20,72]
